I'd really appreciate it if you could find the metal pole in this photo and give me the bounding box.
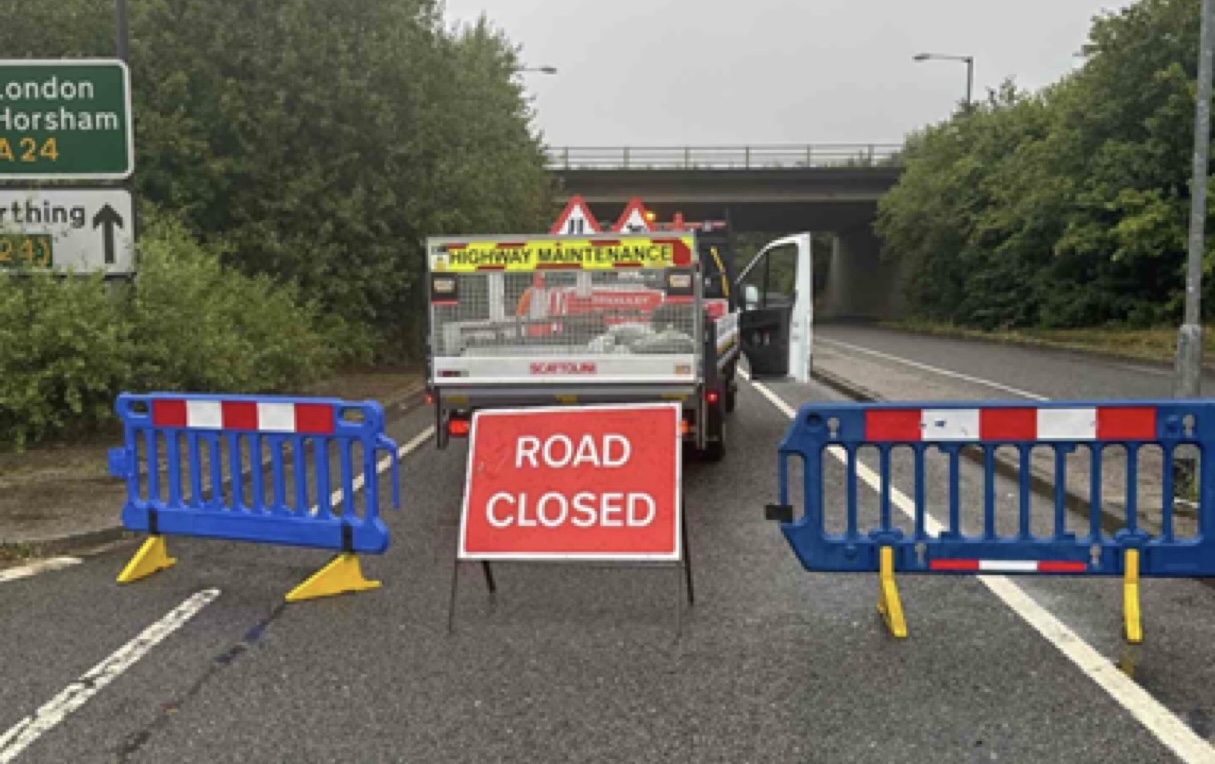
[116,0,130,62]
[965,57,974,107]
[1176,0,1215,398]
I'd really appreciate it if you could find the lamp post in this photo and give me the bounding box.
[1176,0,1215,399]
[913,52,974,107]
[116,0,129,61]
[517,65,558,75]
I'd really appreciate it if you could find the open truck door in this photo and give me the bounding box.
[736,233,813,383]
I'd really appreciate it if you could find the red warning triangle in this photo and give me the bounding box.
[612,197,654,233]
[550,195,602,235]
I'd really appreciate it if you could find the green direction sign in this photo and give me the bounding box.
[0,59,133,180]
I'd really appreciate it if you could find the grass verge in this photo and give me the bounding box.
[0,368,423,486]
[882,321,1215,369]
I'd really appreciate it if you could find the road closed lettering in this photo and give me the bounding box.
[459,404,681,560]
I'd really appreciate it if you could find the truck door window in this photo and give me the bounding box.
[739,241,798,309]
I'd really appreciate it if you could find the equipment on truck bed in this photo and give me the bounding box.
[425,228,740,462]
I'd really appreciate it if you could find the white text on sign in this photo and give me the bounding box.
[485,434,656,529]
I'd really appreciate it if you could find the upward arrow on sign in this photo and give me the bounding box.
[93,204,124,265]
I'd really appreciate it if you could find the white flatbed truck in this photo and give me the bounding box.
[425,231,740,460]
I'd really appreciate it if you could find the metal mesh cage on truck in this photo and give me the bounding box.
[427,234,706,384]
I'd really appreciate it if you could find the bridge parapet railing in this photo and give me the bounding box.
[545,144,904,170]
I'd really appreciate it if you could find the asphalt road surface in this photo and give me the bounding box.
[815,324,1215,401]
[3,357,1215,763]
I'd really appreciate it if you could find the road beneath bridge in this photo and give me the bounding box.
[548,145,907,321]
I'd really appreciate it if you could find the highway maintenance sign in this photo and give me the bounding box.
[0,189,134,274]
[551,195,601,235]
[459,403,682,560]
[0,60,134,180]
[428,233,694,272]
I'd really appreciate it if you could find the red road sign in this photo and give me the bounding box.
[550,194,602,235]
[611,197,654,233]
[459,403,682,561]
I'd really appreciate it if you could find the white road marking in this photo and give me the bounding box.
[818,337,1050,401]
[397,426,437,460]
[0,589,220,764]
[0,558,81,584]
[741,368,1215,764]
[310,425,434,516]
[1108,362,1174,379]
[0,424,435,754]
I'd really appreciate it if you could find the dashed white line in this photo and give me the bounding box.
[310,425,435,516]
[397,426,436,460]
[0,425,435,757]
[0,557,81,584]
[0,589,220,764]
[818,337,1050,401]
[741,368,1215,764]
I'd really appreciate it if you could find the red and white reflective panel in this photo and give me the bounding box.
[929,559,1088,573]
[151,400,334,435]
[865,406,1157,442]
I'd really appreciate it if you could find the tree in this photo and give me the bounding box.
[0,0,552,360]
[877,0,1215,330]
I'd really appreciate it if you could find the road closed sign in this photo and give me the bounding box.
[459,403,682,561]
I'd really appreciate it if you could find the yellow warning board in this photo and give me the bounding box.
[429,235,694,273]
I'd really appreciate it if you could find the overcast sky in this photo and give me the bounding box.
[442,0,1132,147]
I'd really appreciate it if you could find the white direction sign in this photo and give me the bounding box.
[0,189,134,274]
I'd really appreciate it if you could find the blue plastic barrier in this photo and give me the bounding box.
[109,392,401,601]
[768,399,1215,641]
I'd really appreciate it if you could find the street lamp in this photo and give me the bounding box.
[1176,0,1215,399]
[116,0,129,61]
[913,52,974,107]
[517,65,558,75]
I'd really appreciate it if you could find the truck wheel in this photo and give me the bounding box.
[724,364,738,413]
[700,415,726,462]
[702,439,725,462]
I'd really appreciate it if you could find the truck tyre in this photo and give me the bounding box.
[700,412,726,462]
[724,364,738,414]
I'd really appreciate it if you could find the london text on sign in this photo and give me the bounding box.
[0,60,134,180]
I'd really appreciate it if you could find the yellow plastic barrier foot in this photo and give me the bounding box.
[117,535,177,584]
[1123,548,1143,645]
[286,553,381,603]
[876,546,908,639]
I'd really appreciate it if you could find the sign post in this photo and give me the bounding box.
[450,403,693,633]
[0,60,134,180]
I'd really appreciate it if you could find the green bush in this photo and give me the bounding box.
[0,212,368,450]
[128,213,353,394]
[877,0,1214,330]
[0,274,132,449]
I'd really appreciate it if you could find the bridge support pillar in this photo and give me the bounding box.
[819,228,905,321]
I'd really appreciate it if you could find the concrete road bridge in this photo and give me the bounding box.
[547,144,906,320]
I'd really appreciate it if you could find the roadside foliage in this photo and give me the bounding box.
[0,0,552,448]
[878,0,1211,330]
